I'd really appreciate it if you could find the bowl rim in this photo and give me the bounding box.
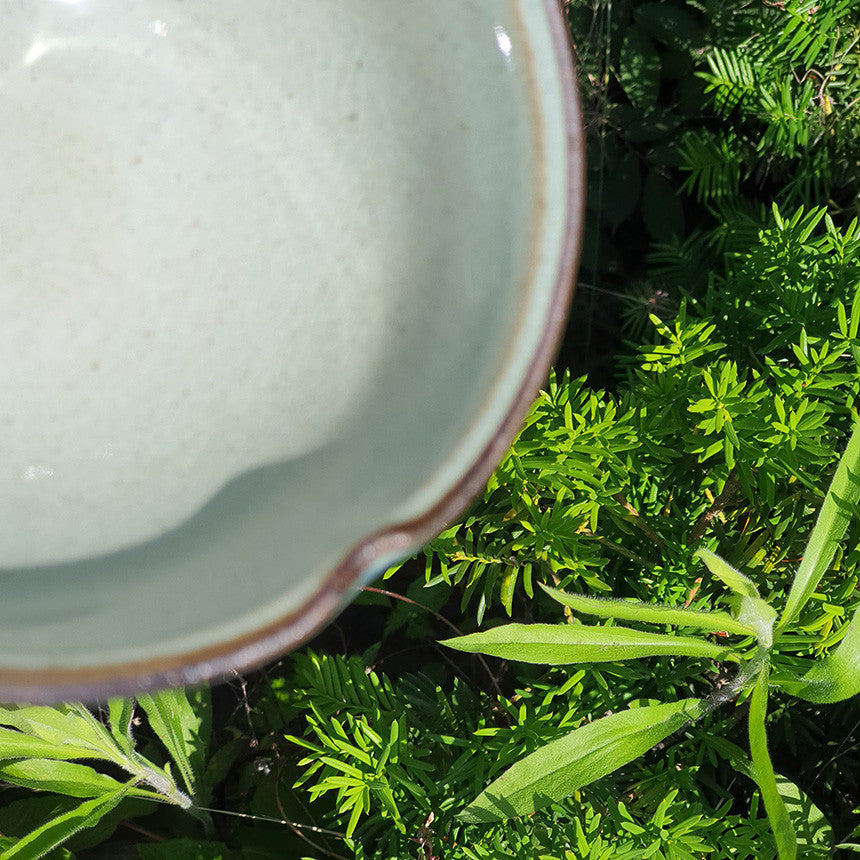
[3,0,586,704]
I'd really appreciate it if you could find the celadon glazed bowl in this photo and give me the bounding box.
[0,0,584,702]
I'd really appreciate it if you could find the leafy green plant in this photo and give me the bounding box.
[0,2,857,857]
[0,689,224,859]
[442,416,860,858]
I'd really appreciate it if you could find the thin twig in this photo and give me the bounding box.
[195,805,349,846]
[614,493,665,548]
[687,470,741,545]
[119,821,165,843]
[362,587,504,698]
[231,671,258,747]
[273,760,350,860]
[580,527,649,565]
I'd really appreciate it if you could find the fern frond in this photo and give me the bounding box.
[290,652,400,719]
[678,131,743,202]
[647,231,714,293]
[777,0,855,68]
[757,78,816,158]
[698,48,756,115]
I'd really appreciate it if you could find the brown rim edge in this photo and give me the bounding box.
[2,1,586,704]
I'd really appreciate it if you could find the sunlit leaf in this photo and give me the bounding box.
[695,550,759,598]
[780,418,860,630]
[442,623,735,664]
[749,664,797,859]
[780,606,860,702]
[541,584,756,637]
[138,687,210,802]
[460,699,703,822]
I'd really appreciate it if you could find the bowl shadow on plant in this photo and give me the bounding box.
[458,789,538,826]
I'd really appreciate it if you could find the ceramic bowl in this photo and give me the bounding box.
[0,0,584,702]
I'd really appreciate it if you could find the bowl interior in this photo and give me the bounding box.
[0,0,578,688]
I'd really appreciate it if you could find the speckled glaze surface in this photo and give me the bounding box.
[0,0,585,702]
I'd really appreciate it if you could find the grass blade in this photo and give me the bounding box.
[441,623,736,664]
[460,699,704,822]
[780,417,860,631]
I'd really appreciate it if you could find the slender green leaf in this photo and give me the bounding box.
[749,664,797,859]
[138,687,210,801]
[704,743,832,854]
[0,726,109,763]
[0,783,131,860]
[0,707,120,763]
[780,418,860,630]
[780,607,860,703]
[541,584,756,637]
[460,699,703,822]
[107,699,136,757]
[0,759,122,798]
[695,550,759,598]
[441,623,735,664]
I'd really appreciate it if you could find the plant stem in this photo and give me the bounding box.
[687,470,741,545]
[614,493,665,547]
[362,587,504,697]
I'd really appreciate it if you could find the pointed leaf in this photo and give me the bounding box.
[780,418,860,630]
[749,664,797,860]
[138,687,210,802]
[0,706,120,763]
[541,585,756,637]
[0,783,131,860]
[441,623,735,664]
[107,699,136,757]
[695,550,759,598]
[780,607,860,703]
[0,726,110,763]
[460,699,703,822]
[0,759,123,798]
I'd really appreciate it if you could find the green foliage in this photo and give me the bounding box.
[442,623,736,664]
[271,651,782,860]
[1,1,859,857]
[441,415,860,858]
[460,699,705,824]
[0,692,213,858]
[417,204,860,629]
